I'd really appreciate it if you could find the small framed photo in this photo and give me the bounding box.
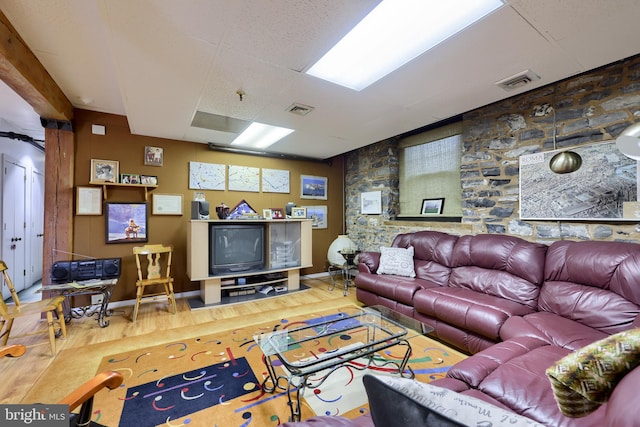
[105,202,148,244]
[421,198,445,215]
[291,207,307,218]
[90,159,119,183]
[271,208,285,219]
[262,209,272,219]
[140,175,158,185]
[303,205,327,229]
[120,173,137,184]
[300,175,328,200]
[144,146,163,166]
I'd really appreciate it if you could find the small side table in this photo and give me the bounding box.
[38,279,117,327]
[327,250,360,296]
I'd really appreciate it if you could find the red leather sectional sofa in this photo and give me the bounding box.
[284,231,640,426]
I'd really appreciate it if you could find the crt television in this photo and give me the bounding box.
[209,223,266,275]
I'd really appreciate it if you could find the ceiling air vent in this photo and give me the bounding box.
[496,70,540,91]
[287,103,314,116]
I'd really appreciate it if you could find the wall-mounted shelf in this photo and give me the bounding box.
[89,181,158,201]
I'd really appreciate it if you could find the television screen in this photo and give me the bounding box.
[209,223,265,274]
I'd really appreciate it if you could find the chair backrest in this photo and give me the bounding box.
[133,244,173,281]
[0,260,21,310]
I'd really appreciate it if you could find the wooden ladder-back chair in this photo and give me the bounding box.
[0,261,67,356]
[1,345,123,427]
[132,244,176,322]
[1,343,27,358]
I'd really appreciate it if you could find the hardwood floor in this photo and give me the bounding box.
[1,276,361,404]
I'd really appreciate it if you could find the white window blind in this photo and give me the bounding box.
[399,122,462,217]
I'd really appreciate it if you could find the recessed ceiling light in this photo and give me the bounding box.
[231,122,294,149]
[306,0,503,91]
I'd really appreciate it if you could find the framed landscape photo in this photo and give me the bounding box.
[300,175,327,200]
[144,146,163,166]
[421,198,445,215]
[105,202,148,244]
[304,205,327,229]
[90,159,119,183]
[291,207,307,218]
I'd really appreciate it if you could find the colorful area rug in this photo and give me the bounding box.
[90,307,466,426]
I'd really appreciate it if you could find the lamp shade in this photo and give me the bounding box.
[327,235,358,266]
[616,122,640,160]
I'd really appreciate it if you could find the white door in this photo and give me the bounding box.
[30,169,45,285]
[2,157,27,298]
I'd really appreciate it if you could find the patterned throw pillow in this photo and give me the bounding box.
[363,374,544,427]
[546,328,640,418]
[376,246,416,277]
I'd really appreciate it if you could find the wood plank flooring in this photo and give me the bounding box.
[1,276,361,404]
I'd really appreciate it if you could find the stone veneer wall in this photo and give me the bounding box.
[345,55,640,251]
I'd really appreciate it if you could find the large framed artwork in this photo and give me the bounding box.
[106,202,148,244]
[519,140,638,221]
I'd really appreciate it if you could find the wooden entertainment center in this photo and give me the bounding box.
[187,219,313,305]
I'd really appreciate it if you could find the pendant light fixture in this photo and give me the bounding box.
[549,107,582,174]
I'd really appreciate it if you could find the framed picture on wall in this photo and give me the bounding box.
[105,202,148,244]
[76,186,102,215]
[303,205,327,229]
[144,146,163,166]
[300,175,327,200]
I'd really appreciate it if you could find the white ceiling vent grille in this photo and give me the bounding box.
[287,103,314,116]
[496,70,540,91]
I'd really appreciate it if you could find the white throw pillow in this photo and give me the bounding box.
[364,375,545,427]
[377,246,416,278]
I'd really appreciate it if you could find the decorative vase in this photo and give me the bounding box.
[327,235,358,266]
[215,202,230,219]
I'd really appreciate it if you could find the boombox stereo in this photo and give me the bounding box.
[50,258,122,283]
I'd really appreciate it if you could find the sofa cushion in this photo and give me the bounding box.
[452,234,547,288]
[377,246,416,277]
[538,281,639,335]
[356,273,434,306]
[392,230,458,268]
[501,312,609,351]
[546,328,640,418]
[413,287,535,341]
[363,374,544,427]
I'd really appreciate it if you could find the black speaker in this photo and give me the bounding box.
[51,261,72,282]
[102,258,121,279]
[191,201,210,220]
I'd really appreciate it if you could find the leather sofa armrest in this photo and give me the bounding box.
[605,365,640,427]
[358,251,381,274]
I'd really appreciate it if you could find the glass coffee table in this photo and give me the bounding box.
[254,305,429,421]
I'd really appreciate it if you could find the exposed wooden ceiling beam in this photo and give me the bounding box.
[0,10,73,121]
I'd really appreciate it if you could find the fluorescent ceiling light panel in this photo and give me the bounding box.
[230,122,294,149]
[306,0,503,91]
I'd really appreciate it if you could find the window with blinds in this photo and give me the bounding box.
[398,122,462,217]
